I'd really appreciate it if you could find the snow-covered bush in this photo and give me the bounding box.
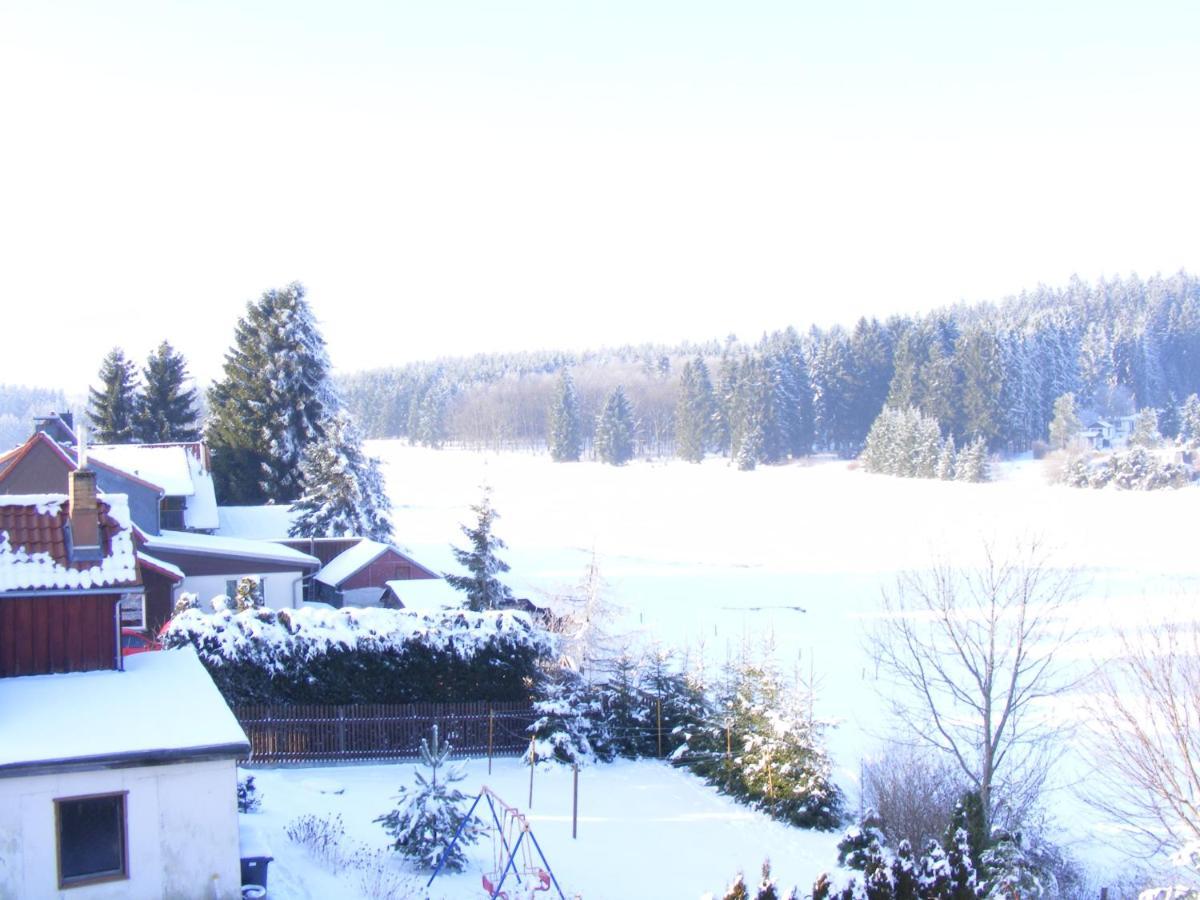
[237,773,262,812]
[1061,447,1192,490]
[161,605,553,705]
[374,725,483,872]
[233,576,264,612]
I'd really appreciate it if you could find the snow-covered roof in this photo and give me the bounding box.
[144,530,320,568]
[215,504,296,539]
[89,443,220,530]
[0,646,249,775]
[315,540,391,587]
[136,551,185,582]
[383,578,463,613]
[0,493,139,593]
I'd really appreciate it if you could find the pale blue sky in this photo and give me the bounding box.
[3,2,1199,391]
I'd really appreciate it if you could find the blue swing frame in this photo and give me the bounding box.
[426,786,568,900]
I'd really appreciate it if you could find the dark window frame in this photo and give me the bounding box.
[54,791,129,889]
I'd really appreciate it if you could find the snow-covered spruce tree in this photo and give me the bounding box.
[374,725,483,872]
[207,282,334,504]
[594,385,635,465]
[723,872,750,900]
[1178,393,1200,447]
[597,651,649,758]
[912,412,941,478]
[690,652,844,830]
[548,369,583,462]
[755,860,780,900]
[444,488,514,611]
[936,436,956,481]
[87,347,139,444]
[526,665,609,765]
[289,410,394,543]
[676,356,717,463]
[134,340,200,443]
[953,436,989,483]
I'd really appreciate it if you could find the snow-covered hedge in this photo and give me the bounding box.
[161,605,553,705]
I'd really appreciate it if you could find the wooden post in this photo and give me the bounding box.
[656,697,663,758]
[1100,889,1109,900]
[488,707,494,775]
[528,737,536,808]
[725,721,732,759]
[572,763,579,839]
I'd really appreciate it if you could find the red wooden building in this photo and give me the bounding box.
[0,469,142,677]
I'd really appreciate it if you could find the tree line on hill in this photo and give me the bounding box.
[337,271,1200,469]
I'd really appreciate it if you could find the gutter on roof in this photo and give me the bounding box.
[0,741,252,779]
[0,586,141,599]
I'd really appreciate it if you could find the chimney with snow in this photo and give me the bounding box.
[69,425,101,559]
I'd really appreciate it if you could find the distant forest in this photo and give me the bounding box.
[337,272,1200,463]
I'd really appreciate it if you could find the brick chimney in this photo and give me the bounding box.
[69,468,101,556]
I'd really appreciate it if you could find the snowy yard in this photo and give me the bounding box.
[245,757,839,899]
[249,443,1200,894]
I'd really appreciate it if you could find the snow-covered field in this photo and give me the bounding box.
[249,443,1200,896]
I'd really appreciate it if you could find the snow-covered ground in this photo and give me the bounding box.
[248,443,1199,895]
[246,757,836,900]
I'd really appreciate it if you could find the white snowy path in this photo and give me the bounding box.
[248,758,838,899]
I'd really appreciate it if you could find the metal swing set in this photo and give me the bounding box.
[426,786,568,900]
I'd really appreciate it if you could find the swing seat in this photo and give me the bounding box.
[531,868,551,892]
[482,873,509,900]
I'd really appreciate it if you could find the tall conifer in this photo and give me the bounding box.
[135,341,200,443]
[87,348,139,444]
[548,370,583,461]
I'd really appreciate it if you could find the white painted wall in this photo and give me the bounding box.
[0,758,242,900]
[179,573,303,611]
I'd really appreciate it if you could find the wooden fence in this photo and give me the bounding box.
[233,701,537,764]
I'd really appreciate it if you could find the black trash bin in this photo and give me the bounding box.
[239,819,273,895]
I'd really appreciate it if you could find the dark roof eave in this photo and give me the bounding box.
[0,741,252,779]
[0,585,140,599]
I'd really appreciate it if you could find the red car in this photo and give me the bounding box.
[120,628,162,656]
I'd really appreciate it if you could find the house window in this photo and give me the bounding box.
[55,792,128,888]
[118,593,145,629]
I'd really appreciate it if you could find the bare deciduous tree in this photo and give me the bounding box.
[869,540,1079,829]
[1083,615,1200,865]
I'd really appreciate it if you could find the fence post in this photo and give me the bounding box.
[656,697,663,758]
[528,737,536,808]
[488,707,495,775]
[572,763,579,839]
[336,706,346,757]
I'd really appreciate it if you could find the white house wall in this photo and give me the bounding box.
[0,758,241,900]
[180,573,303,611]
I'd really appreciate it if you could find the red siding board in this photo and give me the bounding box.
[0,594,120,677]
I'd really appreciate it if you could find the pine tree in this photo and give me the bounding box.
[956,327,1004,450]
[374,725,483,872]
[594,386,635,465]
[289,411,394,542]
[444,488,514,611]
[134,340,200,443]
[87,348,139,444]
[548,369,583,462]
[754,860,780,900]
[1179,393,1200,447]
[207,282,334,503]
[723,872,750,900]
[936,436,957,481]
[954,436,989,483]
[676,357,716,463]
